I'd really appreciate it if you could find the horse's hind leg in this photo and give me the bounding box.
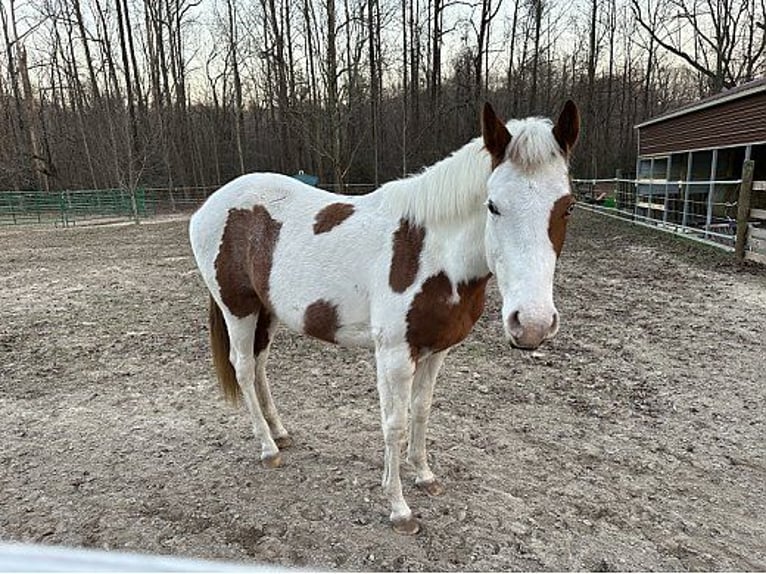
[253,310,291,448]
[407,350,448,496]
[227,312,282,468]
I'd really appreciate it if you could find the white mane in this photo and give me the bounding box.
[377,136,490,225]
[377,117,562,225]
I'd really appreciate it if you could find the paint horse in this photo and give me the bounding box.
[189,101,580,534]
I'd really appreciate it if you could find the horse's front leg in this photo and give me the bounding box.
[375,344,418,534]
[407,350,448,496]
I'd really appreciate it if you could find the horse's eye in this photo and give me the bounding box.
[565,201,576,217]
[487,200,500,216]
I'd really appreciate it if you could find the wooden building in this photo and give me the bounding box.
[633,77,766,232]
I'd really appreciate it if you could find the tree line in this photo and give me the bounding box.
[0,0,763,193]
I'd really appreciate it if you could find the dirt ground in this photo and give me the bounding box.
[1,209,765,571]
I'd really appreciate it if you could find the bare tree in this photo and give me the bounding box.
[71,0,100,102]
[225,0,245,174]
[262,0,291,171]
[1,0,762,193]
[0,0,26,189]
[326,0,344,187]
[505,0,521,114]
[368,0,381,186]
[529,0,545,111]
[632,0,766,93]
[473,0,502,100]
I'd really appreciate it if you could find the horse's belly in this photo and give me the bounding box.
[267,215,383,348]
[271,286,374,348]
[335,322,375,347]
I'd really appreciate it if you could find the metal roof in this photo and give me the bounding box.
[635,76,766,129]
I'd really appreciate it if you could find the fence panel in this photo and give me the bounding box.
[0,181,377,227]
[144,187,219,215]
[0,187,216,227]
[0,191,65,225]
[573,177,745,251]
[60,189,146,225]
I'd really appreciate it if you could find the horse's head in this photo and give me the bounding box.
[481,100,579,350]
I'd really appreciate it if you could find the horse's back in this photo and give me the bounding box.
[191,173,333,232]
[190,172,344,269]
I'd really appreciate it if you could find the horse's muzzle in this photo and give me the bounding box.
[507,309,559,349]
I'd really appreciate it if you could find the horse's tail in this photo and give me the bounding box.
[208,294,241,404]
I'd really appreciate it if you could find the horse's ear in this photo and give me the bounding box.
[553,99,580,156]
[482,102,511,167]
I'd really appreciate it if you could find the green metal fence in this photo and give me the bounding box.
[0,188,149,226]
[0,187,221,226]
[0,181,374,227]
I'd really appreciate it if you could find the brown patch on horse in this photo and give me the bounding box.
[313,202,355,234]
[389,219,426,293]
[406,272,490,360]
[253,309,273,355]
[303,299,340,343]
[548,195,575,258]
[214,205,282,317]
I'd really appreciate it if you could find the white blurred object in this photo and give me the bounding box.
[0,543,280,572]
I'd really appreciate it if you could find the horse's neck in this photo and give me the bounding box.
[374,137,492,281]
[427,210,491,282]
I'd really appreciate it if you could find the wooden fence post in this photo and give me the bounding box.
[735,159,755,262]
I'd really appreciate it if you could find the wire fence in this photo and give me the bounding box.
[0,188,133,226]
[1,179,758,259]
[0,187,215,227]
[572,177,746,250]
[0,182,377,227]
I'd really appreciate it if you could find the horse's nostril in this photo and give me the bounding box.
[508,310,522,335]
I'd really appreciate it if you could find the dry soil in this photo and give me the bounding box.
[1,210,765,571]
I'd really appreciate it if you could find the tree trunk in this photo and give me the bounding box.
[115,0,137,158]
[368,0,379,187]
[530,0,544,112]
[505,0,520,114]
[19,46,49,191]
[72,0,101,102]
[326,0,343,188]
[586,0,598,177]
[0,0,27,189]
[226,0,245,174]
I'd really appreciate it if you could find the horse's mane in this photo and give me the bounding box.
[378,137,489,225]
[506,118,560,172]
[378,117,561,225]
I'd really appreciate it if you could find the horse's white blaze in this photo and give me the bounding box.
[189,101,580,533]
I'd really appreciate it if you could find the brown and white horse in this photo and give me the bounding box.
[189,101,580,534]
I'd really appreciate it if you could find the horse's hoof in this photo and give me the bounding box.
[275,435,293,449]
[417,479,446,497]
[261,452,283,469]
[391,515,421,535]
